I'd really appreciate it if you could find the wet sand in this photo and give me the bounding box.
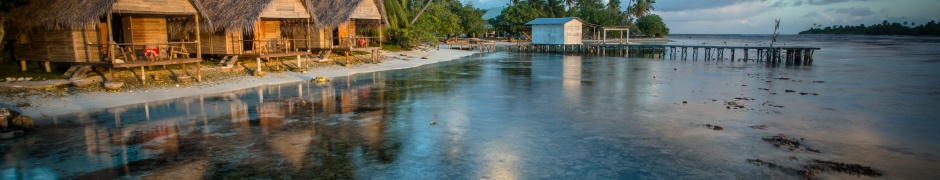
[5,48,476,118]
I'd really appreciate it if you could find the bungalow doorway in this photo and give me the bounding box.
[332,27,340,47]
[243,31,254,52]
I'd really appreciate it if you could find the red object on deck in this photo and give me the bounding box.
[144,48,159,56]
[357,39,366,46]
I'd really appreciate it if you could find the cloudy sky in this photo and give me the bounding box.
[470,0,940,34]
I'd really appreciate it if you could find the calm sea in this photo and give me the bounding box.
[3,34,940,179]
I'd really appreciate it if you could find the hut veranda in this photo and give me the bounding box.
[9,0,206,82]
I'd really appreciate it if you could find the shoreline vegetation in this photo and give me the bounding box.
[798,20,940,36]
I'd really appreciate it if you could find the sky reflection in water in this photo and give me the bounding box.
[3,35,940,179]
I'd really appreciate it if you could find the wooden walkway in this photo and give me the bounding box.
[444,43,823,65]
[504,44,822,65]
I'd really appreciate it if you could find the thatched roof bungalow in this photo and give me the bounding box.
[8,0,206,71]
[196,0,312,58]
[304,0,387,51]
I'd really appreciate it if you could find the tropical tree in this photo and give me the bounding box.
[627,0,654,19]
[635,14,669,37]
[491,3,540,41]
[607,0,622,12]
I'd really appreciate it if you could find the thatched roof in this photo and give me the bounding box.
[9,0,117,31]
[306,0,388,29]
[195,0,273,33]
[9,0,208,31]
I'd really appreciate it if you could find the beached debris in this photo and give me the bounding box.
[747,158,882,179]
[11,116,37,130]
[313,76,330,83]
[104,82,124,91]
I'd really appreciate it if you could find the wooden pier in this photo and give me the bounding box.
[442,43,821,65]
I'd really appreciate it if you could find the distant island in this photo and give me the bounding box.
[799,20,940,36]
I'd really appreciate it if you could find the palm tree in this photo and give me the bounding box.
[628,0,654,19]
[564,0,575,10]
[607,0,622,12]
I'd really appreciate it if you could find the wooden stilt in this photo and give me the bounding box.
[140,66,146,84]
[256,58,262,75]
[20,61,26,71]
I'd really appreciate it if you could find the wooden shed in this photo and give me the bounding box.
[196,0,312,59]
[525,17,587,45]
[305,0,387,51]
[9,0,205,72]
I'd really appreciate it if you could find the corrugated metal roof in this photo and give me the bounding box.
[525,17,583,25]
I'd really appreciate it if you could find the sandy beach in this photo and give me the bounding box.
[2,48,477,118]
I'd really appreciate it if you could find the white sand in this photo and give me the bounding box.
[15,48,478,118]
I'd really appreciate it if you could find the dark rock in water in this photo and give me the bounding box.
[749,125,769,130]
[421,57,428,59]
[16,102,31,107]
[748,158,882,179]
[812,93,819,96]
[807,159,882,177]
[742,84,747,86]
[682,101,687,104]
[712,126,724,130]
[758,88,770,91]
[799,92,809,95]
[805,147,822,153]
[785,90,796,93]
[762,134,803,149]
[812,81,825,83]
[673,68,677,70]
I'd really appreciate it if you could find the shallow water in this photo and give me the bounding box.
[3,35,940,179]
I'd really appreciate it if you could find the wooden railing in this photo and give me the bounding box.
[88,42,199,63]
[234,38,310,54]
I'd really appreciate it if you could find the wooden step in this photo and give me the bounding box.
[225,55,239,67]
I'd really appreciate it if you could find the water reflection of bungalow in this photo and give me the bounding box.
[9,0,205,80]
[195,0,313,61]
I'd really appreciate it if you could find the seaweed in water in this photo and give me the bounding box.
[762,134,821,153]
[747,159,883,179]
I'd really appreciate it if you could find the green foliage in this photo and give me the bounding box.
[570,0,623,27]
[456,4,488,37]
[384,0,488,49]
[636,14,669,37]
[799,20,940,36]
[491,3,540,38]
